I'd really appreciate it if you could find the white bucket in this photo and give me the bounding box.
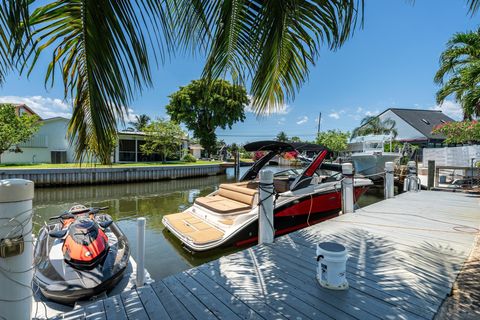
[316,242,348,290]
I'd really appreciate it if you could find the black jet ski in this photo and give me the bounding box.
[34,205,130,305]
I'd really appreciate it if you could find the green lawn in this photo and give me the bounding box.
[0,160,222,169]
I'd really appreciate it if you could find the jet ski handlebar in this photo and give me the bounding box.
[49,206,109,220]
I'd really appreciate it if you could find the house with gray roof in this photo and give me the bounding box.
[358,108,456,148]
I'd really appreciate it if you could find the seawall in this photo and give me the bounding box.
[0,164,226,187]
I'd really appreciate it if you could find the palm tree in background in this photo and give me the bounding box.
[129,114,151,132]
[434,28,480,120]
[0,1,479,160]
[276,131,289,142]
[351,116,397,139]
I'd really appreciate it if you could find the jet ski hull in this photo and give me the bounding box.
[34,214,130,305]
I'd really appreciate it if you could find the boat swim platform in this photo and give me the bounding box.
[52,191,479,320]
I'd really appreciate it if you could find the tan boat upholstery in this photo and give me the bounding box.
[195,182,258,213]
[164,212,224,245]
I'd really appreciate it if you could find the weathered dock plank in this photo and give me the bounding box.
[103,295,128,320]
[55,191,480,320]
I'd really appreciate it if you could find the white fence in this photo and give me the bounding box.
[422,145,480,167]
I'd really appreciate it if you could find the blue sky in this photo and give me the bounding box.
[0,0,478,144]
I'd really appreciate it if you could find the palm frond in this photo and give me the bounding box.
[0,0,30,84]
[175,0,364,114]
[24,0,172,162]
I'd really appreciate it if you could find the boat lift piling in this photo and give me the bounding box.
[0,179,34,320]
[258,170,274,244]
[384,162,394,199]
[404,161,421,192]
[136,217,146,287]
[341,163,354,214]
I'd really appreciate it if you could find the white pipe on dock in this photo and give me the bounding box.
[384,162,394,199]
[341,163,354,214]
[0,179,34,320]
[136,217,146,287]
[258,170,274,244]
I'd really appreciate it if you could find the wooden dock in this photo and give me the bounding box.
[52,191,479,320]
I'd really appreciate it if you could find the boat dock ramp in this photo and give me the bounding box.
[52,190,479,319]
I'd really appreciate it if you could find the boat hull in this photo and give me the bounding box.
[351,153,400,180]
[233,184,369,247]
[167,184,369,252]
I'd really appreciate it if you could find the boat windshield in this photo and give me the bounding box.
[364,141,384,151]
[274,167,342,182]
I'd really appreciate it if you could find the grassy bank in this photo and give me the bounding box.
[0,160,222,169]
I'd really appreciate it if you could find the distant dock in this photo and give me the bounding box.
[52,191,479,319]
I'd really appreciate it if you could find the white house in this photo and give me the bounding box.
[1,115,75,164]
[1,104,200,164]
[355,108,455,148]
[114,131,189,163]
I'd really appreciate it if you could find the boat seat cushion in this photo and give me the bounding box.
[163,212,224,245]
[194,182,259,213]
[195,195,251,213]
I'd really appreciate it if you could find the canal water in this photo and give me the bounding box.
[32,167,385,280]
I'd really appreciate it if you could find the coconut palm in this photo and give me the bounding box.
[435,29,480,120]
[129,114,151,132]
[351,116,397,139]
[0,0,365,160]
[1,0,478,160]
[276,131,288,142]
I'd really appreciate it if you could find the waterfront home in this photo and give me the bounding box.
[353,108,455,148]
[1,104,198,164]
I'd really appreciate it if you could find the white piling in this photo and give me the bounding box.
[258,170,274,244]
[404,161,420,192]
[341,163,354,214]
[0,179,34,320]
[384,162,394,199]
[136,217,146,287]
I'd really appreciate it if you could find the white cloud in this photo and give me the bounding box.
[0,95,72,119]
[329,112,340,120]
[365,109,380,117]
[431,100,463,120]
[277,117,286,125]
[121,108,138,123]
[296,116,308,125]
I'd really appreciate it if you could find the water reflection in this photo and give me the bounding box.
[32,166,385,280]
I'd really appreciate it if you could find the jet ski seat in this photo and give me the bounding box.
[195,182,259,214]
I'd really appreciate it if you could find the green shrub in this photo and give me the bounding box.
[182,153,197,163]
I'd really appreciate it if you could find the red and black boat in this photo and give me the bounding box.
[34,205,130,305]
[162,141,372,251]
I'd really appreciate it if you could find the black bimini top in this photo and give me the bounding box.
[243,140,295,152]
[241,140,330,182]
[244,140,327,152]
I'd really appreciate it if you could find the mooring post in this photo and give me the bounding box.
[405,161,419,192]
[427,160,435,190]
[258,170,274,244]
[384,162,394,199]
[136,217,146,287]
[341,163,354,214]
[0,179,34,320]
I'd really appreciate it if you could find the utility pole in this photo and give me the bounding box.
[317,112,322,137]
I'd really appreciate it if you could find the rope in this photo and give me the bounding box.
[258,181,276,235]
